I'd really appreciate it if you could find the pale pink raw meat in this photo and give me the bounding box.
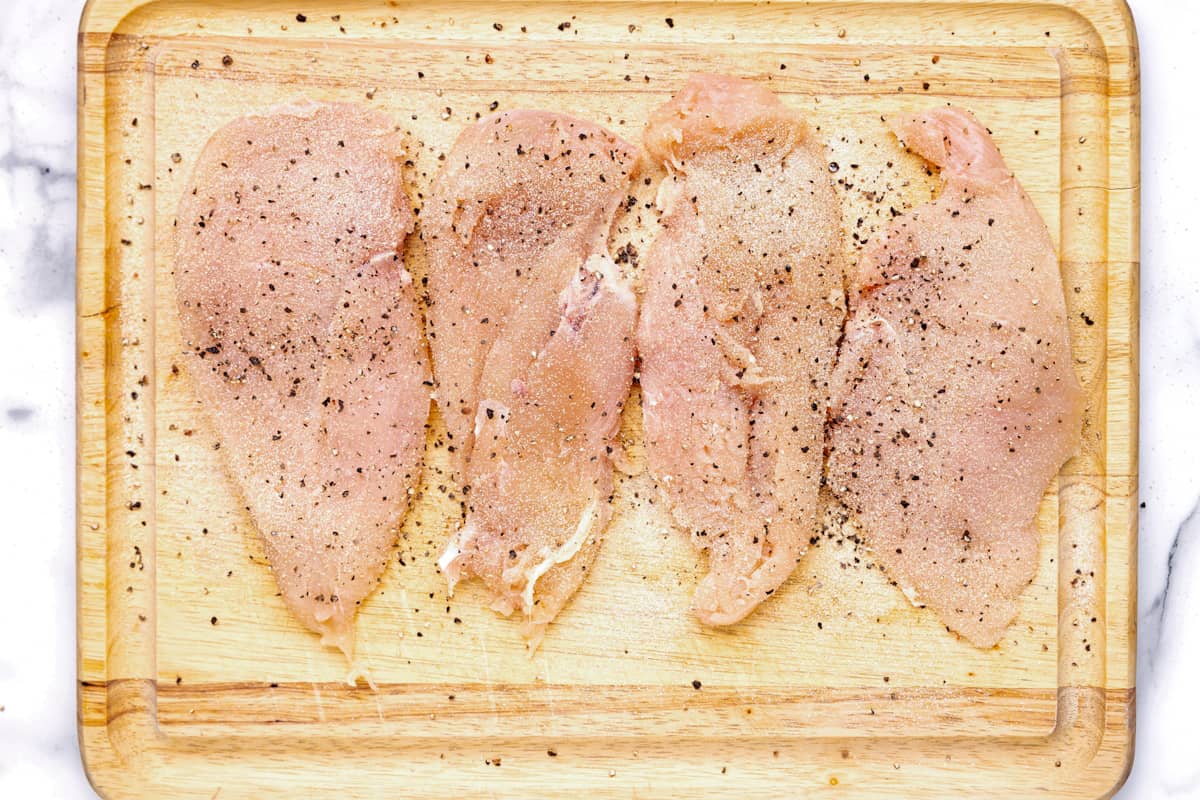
[639,75,848,625]
[827,107,1084,647]
[175,102,430,658]
[423,111,638,642]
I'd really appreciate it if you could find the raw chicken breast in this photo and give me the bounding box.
[639,75,847,625]
[175,102,430,659]
[424,111,638,642]
[827,107,1084,647]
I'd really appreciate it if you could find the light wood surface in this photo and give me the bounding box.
[77,0,1139,797]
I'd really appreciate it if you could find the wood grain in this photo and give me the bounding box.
[77,0,1139,797]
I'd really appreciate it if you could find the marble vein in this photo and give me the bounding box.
[1145,497,1199,670]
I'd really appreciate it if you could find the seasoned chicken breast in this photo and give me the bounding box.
[424,111,638,642]
[175,102,430,659]
[827,107,1084,647]
[639,75,848,625]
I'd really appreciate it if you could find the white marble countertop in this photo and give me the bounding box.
[0,1,1194,797]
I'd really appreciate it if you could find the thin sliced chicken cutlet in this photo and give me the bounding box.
[175,102,430,659]
[827,107,1084,647]
[424,111,638,642]
[639,75,847,625]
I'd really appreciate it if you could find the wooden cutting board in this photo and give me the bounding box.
[77,0,1139,797]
